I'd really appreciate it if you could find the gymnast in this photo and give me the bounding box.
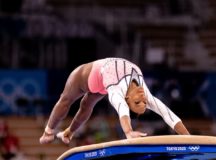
[39,57,190,144]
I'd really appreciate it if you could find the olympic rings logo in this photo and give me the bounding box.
[188,146,200,152]
[0,78,40,96]
[0,76,44,114]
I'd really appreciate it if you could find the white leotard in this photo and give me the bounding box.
[89,58,181,129]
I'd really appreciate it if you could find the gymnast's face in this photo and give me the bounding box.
[125,86,147,115]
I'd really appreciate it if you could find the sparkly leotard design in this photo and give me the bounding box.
[88,58,181,129]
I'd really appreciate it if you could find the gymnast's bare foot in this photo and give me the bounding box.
[39,131,55,144]
[56,128,74,144]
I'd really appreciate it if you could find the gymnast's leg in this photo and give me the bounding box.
[57,92,105,144]
[40,66,87,144]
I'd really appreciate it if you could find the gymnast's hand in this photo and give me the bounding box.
[126,131,147,139]
[56,128,74,144]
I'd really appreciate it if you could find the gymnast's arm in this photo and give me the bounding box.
[143,83,190,135]
[107,87,147,139]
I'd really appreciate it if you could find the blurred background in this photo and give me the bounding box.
[0,0,216,159]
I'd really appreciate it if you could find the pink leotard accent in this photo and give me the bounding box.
[88,59,107,95]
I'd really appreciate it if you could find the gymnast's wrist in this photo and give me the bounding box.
[125,129,133,133]
[125,130,134,139]
[45,126,55,135]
